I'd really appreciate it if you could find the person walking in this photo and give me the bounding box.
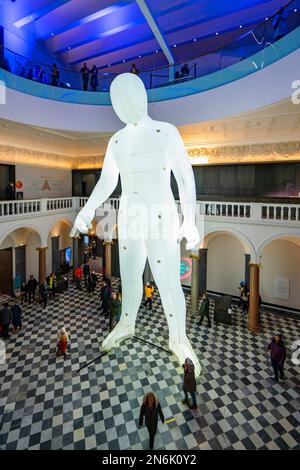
[11,302,22,333]
[144,282,154,310]
[57,327,69,359]
[198,293,211,327]
[20,281,28,304]
[49,273,57,299]
[87,270,97,293]
[40,280,48,309]
[27,275,37,304]
[108,292,121,331]
[182,358,197,409]
[139,392,164,450]
[74,265,83,290]
[83,262,90,287]
[0,303,11,340]
[84,248,90,264]
[100,280,111,315]
[91,240,97,259]
[267,334,286,382]
[80,63,90,91]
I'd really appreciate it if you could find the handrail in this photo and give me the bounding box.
[0,0,299,92]
[0,197,300,225]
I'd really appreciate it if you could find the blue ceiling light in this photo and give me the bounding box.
[174,44,177,47]
[123,59,125,62]
[216,32,219,35]
[239,25,243,28]
[14,0,71,28]
[193,38,197,42]
[294,9,298,12]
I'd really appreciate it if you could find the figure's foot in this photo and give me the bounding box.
[169,337,201,377]
[102,321,135,352]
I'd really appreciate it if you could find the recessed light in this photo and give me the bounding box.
[239,25,243,28]
[138,55,141,58]
[155,50,158,53]
[108,64,111,67]
[51,33,54,36]
[174,44,177,47]
[265,17,269,20]
[216,32,219,35]
[294,8,298,12]
[122,59,125,62]
[193,38,197,42]
[68,46,71,50]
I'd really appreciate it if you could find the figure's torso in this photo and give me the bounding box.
[111,120,174,202]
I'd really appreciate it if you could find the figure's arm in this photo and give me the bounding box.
[71,140,119,235]
[167,126,199,249]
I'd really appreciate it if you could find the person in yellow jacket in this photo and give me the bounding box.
[144,282,154,310]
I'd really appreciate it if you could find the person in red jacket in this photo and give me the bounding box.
[74,265,83,290]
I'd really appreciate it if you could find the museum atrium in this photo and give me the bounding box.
[0,0,299,452]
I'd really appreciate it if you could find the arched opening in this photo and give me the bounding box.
[259,236,300,311]
[205,231,249,298]
[47,219,73,275]
[0,226,42,297]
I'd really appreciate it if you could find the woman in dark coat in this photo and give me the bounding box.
[11,303,22,332]
[139,392,164,450]
[268,334,286,382]
[182,358,197,409]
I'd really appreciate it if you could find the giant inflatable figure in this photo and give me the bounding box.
[71,73,201,376]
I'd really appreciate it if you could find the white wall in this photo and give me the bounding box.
[260,239,300,310]
[15,165,72,199]
[26,232,40,280]
[207,234,244,297]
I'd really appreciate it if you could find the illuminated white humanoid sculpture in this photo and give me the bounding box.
[71,73,201,376]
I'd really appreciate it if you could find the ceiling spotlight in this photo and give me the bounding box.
[294,8,298,12]
[68,46,71,50]
[215,32,219,35]
[239,25,243,28]
[51,33,54,36]
[155,50,158,53]
[265,17,269,20]
[173,44,177,47]
[108,64,111,67]
[193,38,197,42]
[138,55,141,58]
[122,59,125,62]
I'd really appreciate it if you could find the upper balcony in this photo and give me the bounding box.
[1,0,300,109]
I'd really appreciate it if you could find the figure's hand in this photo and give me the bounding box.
[70,206,95,237]
[178,223,200,250]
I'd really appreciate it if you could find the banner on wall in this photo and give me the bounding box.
[15,166,72,199]
[274,277,290,300]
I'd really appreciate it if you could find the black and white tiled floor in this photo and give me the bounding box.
[0,277,299,450]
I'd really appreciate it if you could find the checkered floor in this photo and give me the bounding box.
[0,276,299,450]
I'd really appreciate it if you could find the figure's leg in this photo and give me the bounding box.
[146,239,201,377]
[102,238,146,351]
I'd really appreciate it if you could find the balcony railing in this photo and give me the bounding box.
[0,197,299,226]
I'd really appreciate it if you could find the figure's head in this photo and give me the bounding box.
[110,73,148,124]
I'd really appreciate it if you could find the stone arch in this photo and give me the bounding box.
[201,227,256,260]
[257,232,300,260]
[0,223,42,248]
